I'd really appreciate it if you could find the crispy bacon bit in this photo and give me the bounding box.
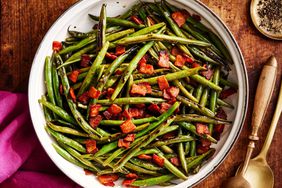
[192,14,201,21]
[131,83,152,96]
[147,16,156,25]
[84,169,94,175]
[196,123,210,135]
[69,87,76,102]
[98,174,119,187]
[201,67,213,80]
[171,46,183,56]
[158,51,170,68]
[89,115,102,129]
[160,102,172,113]
[118,139,131,149]
[128,108,144,118]
[103,110,112,120]
[106,88,115,99]
[152,154,164,167]
[183,54,194,63]
[115,69,123,75]
[124,134,136,142]
[214,124,225,134]
[163,89,172,100]
[88,86,101,99]
[78,91,90,104]
[157,75,170,90]
[68,70,80,83]
[166,86,180,98]
[80,54,91,67]
[122,179,136,187]
[130,15,143,25]
[115,45,126,56]
[170,157,180,166]
[219,88,237,99]
[197,145,210,154]
[85,140,98,154]
[122,109,132,119]
[108,104,122,115]
[148,104,160,114]
[106,52,117,60]
[126,173,138,179]
[174,55,185,67]
[134,104,146,109]
[139,63,155,75]
[200,138,212,147]
[120,119,136,134]
[52,41,62,52]
[172,11,187,27]
[137,154,152,160]
[138,54,149,66]
[216,108,227,119]
[89,104,102,117]
[162,131,177,140]
[191,62,201,68]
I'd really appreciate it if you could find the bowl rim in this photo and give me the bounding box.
[28,0,249,187]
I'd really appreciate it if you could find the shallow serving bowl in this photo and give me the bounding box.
[28,0,248,187]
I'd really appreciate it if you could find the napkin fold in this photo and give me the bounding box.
[0,91,79,188]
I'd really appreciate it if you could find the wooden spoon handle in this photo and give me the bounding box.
[258,74,282,159]
[239,56,277,176]
[249,56,277,141]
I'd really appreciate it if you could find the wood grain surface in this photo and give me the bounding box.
[0,0,281,187]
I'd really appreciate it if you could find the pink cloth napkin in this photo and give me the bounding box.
[0,91,80,188]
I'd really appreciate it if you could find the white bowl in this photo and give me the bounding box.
[28,0,248,187]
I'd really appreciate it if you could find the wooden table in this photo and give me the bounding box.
[1,0,281,187]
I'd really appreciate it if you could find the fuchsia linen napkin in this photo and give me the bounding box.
[0,91,80,188]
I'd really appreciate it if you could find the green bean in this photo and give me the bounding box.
[219,78,238,89]
[115,33,211,46]
[97,4,106,49]
[184,141,191,155]
[39,97,76,124]
[217,98,234,109]
[52,143,93,171]
[119,3,142,19]
[98,97,165,105]
[187,149,215,171]
[200,88,210,107]
[45,126,86,153]
[100,116,157,126]
[135,148,159,156]
[149,135,194,148]
[175,114,231,125]
[42,96,53,121]
[209,67,220,133]
[130,158,162,171]
[178,129,188,174]
[51,58,63,108]
[131,174,175,187]
[178,122,217,144]
[125,75,133,110]
[173,80,198,103]
[159,145,174,154]
[134,67,204,84]
[77,41,109,96]
[89,14,145,29]
[124,162,160,176]
[190,139,197,157]
[191,74,222,91]
[44,56,56,105]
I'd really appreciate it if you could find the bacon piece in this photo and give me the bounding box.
[115,69,123,75]
[139,63,154,75]
[98,174,119,187]
[122,109,132,119]
[106,88,115,99]
[166,86,180,98]
[52,41,62,52]
[126,173,138,179]
[147,16,156,25]
[120,119,136,134]
[69,87,76,102]
[131,83,152,96]
[183,54,194,64]
[158,51,170,68]
[128,108,144,118]
[216,108,227,120]
[163,89,172,100]
[148,104,160,114]
[130,15,143,25]
[160,102,172,113]
[89,104,102,117]
[157,75,170,90]
[80,54,91,67]
[214,124,225,134]
[138,54,149,66]
[88,86,101,99]
[108,104,122,115]
[137,154,152,160]
[68,70,80,83]
[196,123,210,135]
[170,157,180,166]
[174,55,185,67]
[162,131,177,140]
[124,134,136,142]
[171,46,183,56]
[122,179,136,187]
[103,110,112,120]
[118,139,130,149]
[191,62,201,68]
[201,67,214,80]
[89,115,102,128]
[152,154,164,167]
[106,52,117,60]
[172,11,187,27]
[84,169,94,175]
[200,138,212,147]
[115,45,126,56]
[197,145,210,154]
[134,104,146,109]
[219,88,237,99]
[78,91,90,104]
[85,140,98,154]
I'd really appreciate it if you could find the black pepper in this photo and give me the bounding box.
[257,0,282,34]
